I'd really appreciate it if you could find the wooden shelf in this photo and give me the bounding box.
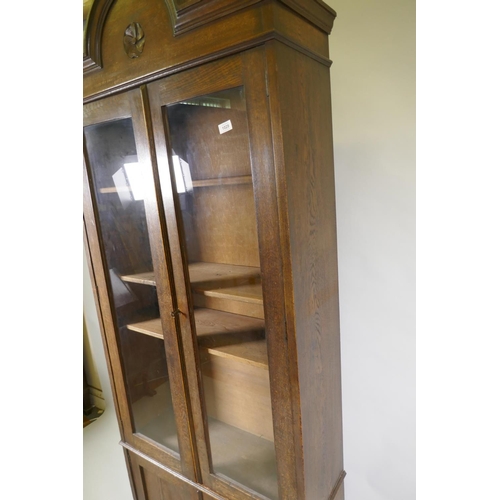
[101,176,252,193]
[126,308,268,368]
[120,271,156,285]
[126,318,164,339]
[191,175,252,188]
[204,338,268,369]
[121,262,260,288]
[195,308,267,368]
[121,262,264,318]
[195,283,262,303]
[190,262,263,318]
[188,262,260,286]
[99,186,132,194]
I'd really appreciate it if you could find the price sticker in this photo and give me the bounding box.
[218,120,233,134]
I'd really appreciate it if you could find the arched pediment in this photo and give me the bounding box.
[83,0,116,73]
[84,0,335,75]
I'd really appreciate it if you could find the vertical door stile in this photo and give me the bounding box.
[162,100,216,479]
[146,82,214,484]
[240,48,291,500]
[83,132,136,445]
[83,88,193,478]
[135,84,203,484]
[242,46,302,499]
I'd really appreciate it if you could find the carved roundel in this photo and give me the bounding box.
[123,22,145,59]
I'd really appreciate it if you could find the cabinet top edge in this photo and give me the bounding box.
[280,0,337,34]
[168,0,336,36]
[83,0,335,98]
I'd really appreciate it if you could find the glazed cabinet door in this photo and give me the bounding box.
[83,88,199,488]
[146,48,294,500]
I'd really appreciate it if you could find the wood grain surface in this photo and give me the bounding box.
[84,2,343,497]
[266,41,344,499]
[84,0,335,101]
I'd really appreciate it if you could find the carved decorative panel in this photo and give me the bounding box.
[164,0,259,35]
[123,22,145,58]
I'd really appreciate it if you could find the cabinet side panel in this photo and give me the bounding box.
[267,41,344,499]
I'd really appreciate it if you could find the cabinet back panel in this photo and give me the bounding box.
[200,351,273,440]
[189,185,260,267]
[168,104,251,181]
[167,92,260,267]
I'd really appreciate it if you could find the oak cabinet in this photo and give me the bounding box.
[83,1,344,499]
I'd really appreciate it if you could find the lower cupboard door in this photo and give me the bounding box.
[128,451,201,500]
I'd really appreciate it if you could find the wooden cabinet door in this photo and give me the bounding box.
[83,88,199,483]
[146,48,298,500]
[127,449,202,500]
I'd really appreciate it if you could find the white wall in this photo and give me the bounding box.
[325,1,416,499]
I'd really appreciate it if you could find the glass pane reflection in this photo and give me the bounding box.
[166,88,278,499]
[84,118,179,452]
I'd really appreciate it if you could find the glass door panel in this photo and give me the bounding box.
[84,117,179,453]
[165,88,279,499]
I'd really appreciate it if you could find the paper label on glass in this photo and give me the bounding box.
[218,120,233,134]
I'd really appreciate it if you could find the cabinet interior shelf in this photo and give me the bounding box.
[121,262,261,287]
[99,175,252,194]
[191,175,252,188]
[99,186,132,194]
[120,271,157,285]
[127,308,268,369]
[121,262,264,318]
